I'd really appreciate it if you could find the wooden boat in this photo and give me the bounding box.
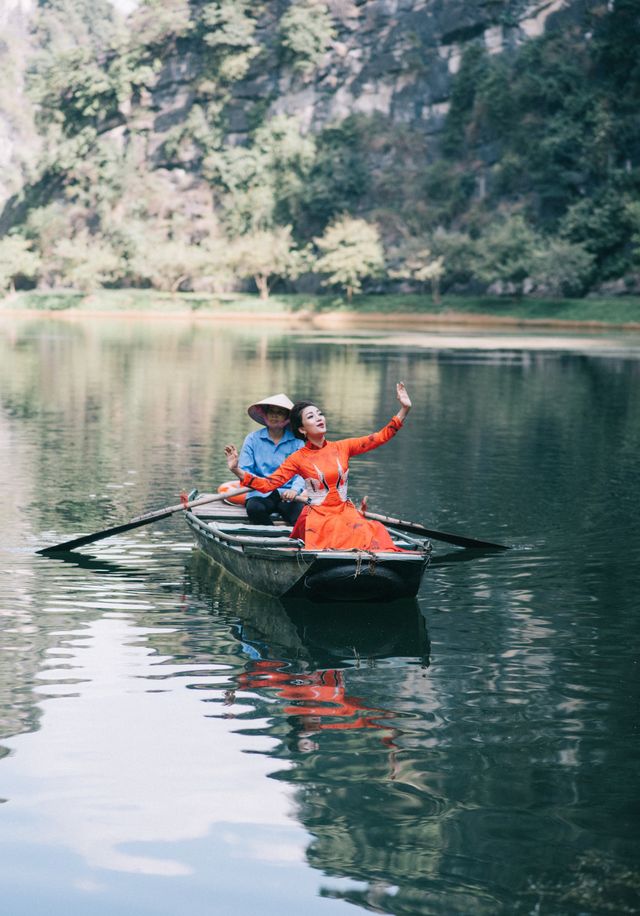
[185,492,431,602]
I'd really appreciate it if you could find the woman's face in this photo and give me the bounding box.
[299,405,326,439]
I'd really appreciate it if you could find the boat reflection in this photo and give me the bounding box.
[186,554,444,909]
[187,553,430,758]
[186,551,430,670]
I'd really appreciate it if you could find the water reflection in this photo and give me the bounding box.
[1,550,304,880]
[1,318,640,914]
[1,541,432,886]
[187,551,430,748]
[185,556,452,910]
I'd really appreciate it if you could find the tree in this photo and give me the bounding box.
[559,186,636,282]
[199,0,260,82]
[388,239,445,303]
[528,238,594,297]
[279,1,335,75]
[300,118,368,234]
[626,201,640,265]
[473,215,540,296]
[51,232,121,290]
[228,226,303,300]
[0,236,41,293]
[128,0,193,49]
[314,217,384,300]
[204,115,315,235]
[429,228,477,291]
[128,236,223,292]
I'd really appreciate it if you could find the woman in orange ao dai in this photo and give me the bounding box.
[224,382,412,552]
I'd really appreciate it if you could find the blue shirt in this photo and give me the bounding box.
[239,427,305,500]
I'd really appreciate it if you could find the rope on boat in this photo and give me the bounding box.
[353,549,378,579]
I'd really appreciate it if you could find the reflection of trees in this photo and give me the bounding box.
[0,392,41,745]
[0,319,416,535]
[1,320,640,909]
[2,323,639,547]
[183,525,640,916]
[180,555,448,914]
[0,546,166,751]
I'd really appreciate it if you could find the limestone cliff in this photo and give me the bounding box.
[0,0,39,206]
[229,0,575,138]
[1,0,583,209]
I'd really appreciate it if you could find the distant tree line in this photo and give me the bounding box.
[0,0,639,301]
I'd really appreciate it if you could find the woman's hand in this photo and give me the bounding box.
[396,382,412,419]
[224,444,241,477]
[280,488,299,503]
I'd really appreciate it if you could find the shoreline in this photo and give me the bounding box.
[2,306,640,331]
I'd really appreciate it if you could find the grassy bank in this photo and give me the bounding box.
[2,288,640,327]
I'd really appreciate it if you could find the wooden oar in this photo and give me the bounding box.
[37,487,250,555]
[363,510,509,550]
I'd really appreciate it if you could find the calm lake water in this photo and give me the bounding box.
[1,316,639,915]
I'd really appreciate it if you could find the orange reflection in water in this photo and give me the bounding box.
[237,658,399,748]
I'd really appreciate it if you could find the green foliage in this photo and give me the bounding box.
[50,232,121,290]
[4,0,639,301]
[388,238,445,302]
[128,0,194,48]
[279,1,336,74]
[559,184,637,281]
[528,238,595,298]
[626,201,640,265]
[160,102,226,164]
[252,115,316,228]
[421,161,475,227]
[473,215,540,294]
[314,217,384,300]
[33,0,118,53]
[0,236,41,292]
[297,118,369,234]
[441,44,489,157]
[591,0,640,166]
[429,228,477,289]
[29,49,119,137]
[203,146,275,234]
[227,226,304,299]
[198,0,260,81]
[204,115,315,233]
[473,218,595,297]
[28,0,159,156]
[24,202,70,261]
[128,237,228,292]
[440,13,640,284]
[28,0,129,139]
[203,112,366,239]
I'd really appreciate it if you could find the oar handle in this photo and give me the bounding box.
[130,487,251,523]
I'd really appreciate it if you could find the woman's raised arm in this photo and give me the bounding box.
[342,382,412,457]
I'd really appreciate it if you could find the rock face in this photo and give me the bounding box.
[0,0,38,205]
[0,0,585,212]
[220,0,577,142]
[134,0,585,179]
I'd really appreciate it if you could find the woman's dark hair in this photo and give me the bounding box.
[289,400,315,440]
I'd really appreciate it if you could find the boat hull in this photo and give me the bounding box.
[185,510,430,602]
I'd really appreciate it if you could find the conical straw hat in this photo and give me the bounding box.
[248,393,294,425]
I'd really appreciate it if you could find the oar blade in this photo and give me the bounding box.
[414,528,509,550]
[37,486,250,555]
[36,512,173,555]
[364,511,509,551]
